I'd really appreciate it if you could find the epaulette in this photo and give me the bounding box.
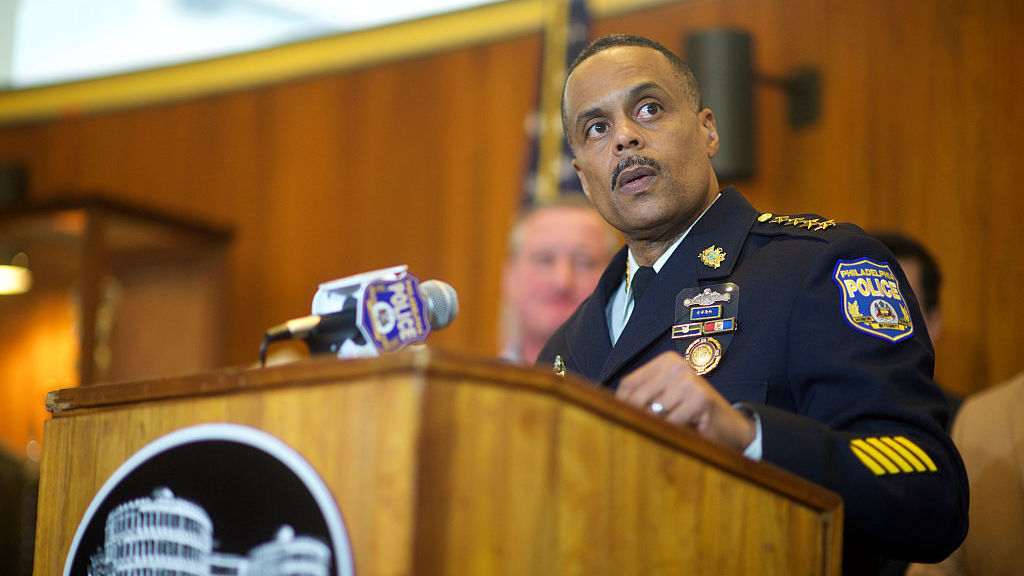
[755,212,837,232]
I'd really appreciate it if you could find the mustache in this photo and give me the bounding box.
[611,156,663,189]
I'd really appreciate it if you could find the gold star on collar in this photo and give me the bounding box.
[699,245,726,269]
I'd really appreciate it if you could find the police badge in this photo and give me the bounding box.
[683,337,723,375]
[672,283,739,375]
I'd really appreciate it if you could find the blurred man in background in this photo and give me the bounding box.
[878,231,1022,576]
[873,232,943,346]
[500,195,619,365]
[874,231,961,420]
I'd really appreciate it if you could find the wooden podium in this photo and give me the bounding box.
[34,349,842,575]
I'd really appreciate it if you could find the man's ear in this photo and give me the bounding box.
[701,109,720,158]
[572,157,592,200]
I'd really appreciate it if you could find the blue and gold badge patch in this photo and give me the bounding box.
[833,259,913,342]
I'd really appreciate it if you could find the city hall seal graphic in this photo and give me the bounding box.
[63,424,354,576]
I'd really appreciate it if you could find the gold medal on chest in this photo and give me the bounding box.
[684,336,723,375]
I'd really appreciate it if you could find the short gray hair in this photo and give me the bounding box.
[507,195,620,259]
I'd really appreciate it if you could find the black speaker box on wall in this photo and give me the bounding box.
[685,29,755,181]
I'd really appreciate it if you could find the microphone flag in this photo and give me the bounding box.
[260,265,458,365]
[361,273,431,354]
[309,265,430,359]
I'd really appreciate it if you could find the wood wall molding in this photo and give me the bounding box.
[0,0,681,126]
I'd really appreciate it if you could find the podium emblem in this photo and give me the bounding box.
[63,424,354,576]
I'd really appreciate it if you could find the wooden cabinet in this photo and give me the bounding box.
[0,198,231,453]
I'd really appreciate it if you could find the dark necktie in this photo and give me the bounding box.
[631,266,657,304]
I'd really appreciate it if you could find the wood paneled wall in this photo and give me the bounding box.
[0,35,541,374]
[0,0,1020,454]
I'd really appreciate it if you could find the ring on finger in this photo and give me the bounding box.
[648,401,665,415]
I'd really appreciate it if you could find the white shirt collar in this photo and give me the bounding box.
[607,193,721,345]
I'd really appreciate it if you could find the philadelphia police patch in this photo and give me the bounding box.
[833,258,914,342]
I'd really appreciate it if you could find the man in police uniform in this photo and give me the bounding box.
[539,34,967,574]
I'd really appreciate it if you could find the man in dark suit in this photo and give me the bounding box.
[874,231,963,423]
[539,34,967,574]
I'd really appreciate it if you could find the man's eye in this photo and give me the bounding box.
[574,255,600,271]
[585,122,608,139]
[527,252,556,268]
[638,102,661,119]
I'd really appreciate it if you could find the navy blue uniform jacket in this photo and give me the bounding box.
[538,187,968,574]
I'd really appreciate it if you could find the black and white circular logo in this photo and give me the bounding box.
[64,423,354,576]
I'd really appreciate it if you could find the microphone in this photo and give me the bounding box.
[419,279,459,330]
[260,267,458,365]
[264,279,457,342]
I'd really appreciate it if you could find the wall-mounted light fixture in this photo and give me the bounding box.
[685,28,821,181]
[0,250,32,294]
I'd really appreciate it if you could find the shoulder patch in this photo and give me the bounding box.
[832,258,914,342]
[757,212,836,231]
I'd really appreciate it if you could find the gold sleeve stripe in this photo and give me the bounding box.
[866,438,914,472]
[881,437,927,472]
[894,436,937,471]
[851,445,887,475]
[851,439,900,474]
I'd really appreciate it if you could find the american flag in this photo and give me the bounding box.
[521,0,590,204]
